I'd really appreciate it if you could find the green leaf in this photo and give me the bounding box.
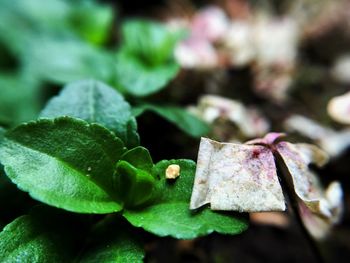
[133,104,210,137]
[69,0,114,45]
[114,19,181,97]
[23,38,114,85]
[0,117,126,213]
[40,79,139,148]
[116,161,155,208]
[0,74,41,126]
[0,207,83,263]
[121,19,180,66]
[120,147,153,173]
[79,217,144,263]
[0,127,4,142]
[123,160,248,239]
[0,0,115,54]
[0,0,71,54]
[115,53,179,97]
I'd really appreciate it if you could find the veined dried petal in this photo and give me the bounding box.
[275,141,342,233]
[190,137,285,212]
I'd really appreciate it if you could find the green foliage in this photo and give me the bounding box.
[0,127,5,142]
[123,160,248,239]
[0,0,251,259]
[0,207,144,263]
[120,147,154,174]
[116,160,156,208]
[0,207,81,263]
[0,0,71,54]
[0,76,247,259]
[0,0,114,53]
[0,0,115,91]
[115,53,179,97]
[40,79,139,148]
[23,38,115,85]
[0,117,125,213]
[68,0,114,45]
[133,104,210,137]
[115,19,181,96]
[79,218,145,263]
[0,74,41,126]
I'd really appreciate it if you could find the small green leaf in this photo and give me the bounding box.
[0,207,83,263]
[123,160,248,239]
[0,117,125,213]
[121,19,180,66]
[116,161,155,208]
[114,19,181,97]
[79,217,144,263]
[40,79,139,148]
[133,104,210,137]
[69,1,114,45]
[115,53,179,97]
[120,146,153,173]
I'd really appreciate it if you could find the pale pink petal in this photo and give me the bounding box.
[245,132,285,146]
[175,38,218,69]
[191,6,229,42]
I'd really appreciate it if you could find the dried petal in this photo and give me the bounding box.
[165,164,181,179]
[276,142,327,212]
[190,137,285,212]
[299,181,343,240]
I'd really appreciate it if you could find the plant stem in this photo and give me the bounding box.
[275,155,326,263]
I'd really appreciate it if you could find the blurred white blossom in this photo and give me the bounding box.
[285,115,350,157]
[189,95,269,138]
[327,91,350,125]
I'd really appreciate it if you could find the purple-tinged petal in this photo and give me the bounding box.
[245,132,286,146]
[275,142,343,238]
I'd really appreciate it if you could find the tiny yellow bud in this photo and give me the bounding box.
[165,164,180,179]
